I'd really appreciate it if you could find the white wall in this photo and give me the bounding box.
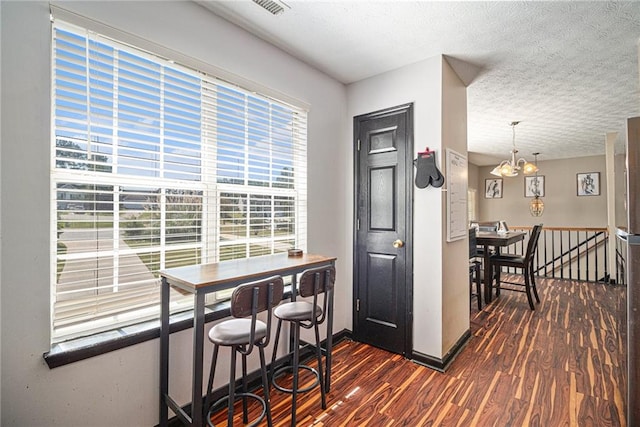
[614,152,627,229]
[440,59,469,355]
[0,1,3,421]
[0,2,348,426]
[468,162,480,220]
[347,56,468,359]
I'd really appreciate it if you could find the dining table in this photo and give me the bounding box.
[159,252,337,427]
[475,230,527,304]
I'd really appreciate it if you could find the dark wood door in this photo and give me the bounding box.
[353,104,413,356]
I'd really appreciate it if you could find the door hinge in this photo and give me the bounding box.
[356,298,360,311]
[357,218,360,230]
[357,139,361,151]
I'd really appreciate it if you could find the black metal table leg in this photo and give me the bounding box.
[191,292,206,426]
[160,277,170,427]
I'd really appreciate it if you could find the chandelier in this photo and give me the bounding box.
[529,152,544,217]
[490,121,538,177]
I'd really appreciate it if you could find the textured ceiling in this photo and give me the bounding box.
[199,1,640,165]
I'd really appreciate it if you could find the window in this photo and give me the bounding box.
[52,22,307,343]
[468,188,477,222]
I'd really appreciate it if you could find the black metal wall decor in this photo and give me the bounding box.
[414,147,444,188]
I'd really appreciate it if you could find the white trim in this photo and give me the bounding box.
[49,4,310,112]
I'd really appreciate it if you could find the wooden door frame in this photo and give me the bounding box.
[352,103,414,357]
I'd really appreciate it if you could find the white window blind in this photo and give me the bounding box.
[51,21,307,343]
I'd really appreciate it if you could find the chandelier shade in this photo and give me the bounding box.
[491,121,538,177]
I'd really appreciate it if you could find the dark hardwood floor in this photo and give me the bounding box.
[209,276,627,426]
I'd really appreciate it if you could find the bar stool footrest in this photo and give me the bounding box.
[206,392,266,427]
[272,364,320,394]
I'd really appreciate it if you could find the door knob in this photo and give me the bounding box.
[393,239,405,248]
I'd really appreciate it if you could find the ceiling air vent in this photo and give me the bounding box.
[252,0,290,15]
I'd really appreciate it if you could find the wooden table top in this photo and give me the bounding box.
[476,230,526,247]
[160,252,336,291]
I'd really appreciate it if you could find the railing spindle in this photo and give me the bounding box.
[551,230,555,278]
[577,230,581,280]
[592,231,595,281]
[544,229,548,277]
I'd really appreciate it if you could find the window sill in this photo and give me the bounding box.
[43,286,294,369]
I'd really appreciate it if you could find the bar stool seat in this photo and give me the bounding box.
[209,319,267,346]
[205,276,284,427]
[274,301,322,321]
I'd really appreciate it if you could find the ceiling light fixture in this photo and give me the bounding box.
[252,0,290,15]
[529,152,544,217]
[490,121,538,177]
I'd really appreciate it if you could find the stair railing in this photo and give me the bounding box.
[501,226,611,283]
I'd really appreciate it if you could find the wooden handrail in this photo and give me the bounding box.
[511,226,608,232]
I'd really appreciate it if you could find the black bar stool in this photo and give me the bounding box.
[204,276,284,427]
[270,266,336,425]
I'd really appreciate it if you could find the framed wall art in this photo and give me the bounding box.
[577,172,600,196]
[485,178,503,199]
[525,175,545,197]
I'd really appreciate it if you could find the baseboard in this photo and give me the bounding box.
[410,329,471,372]
[162,328,352,427]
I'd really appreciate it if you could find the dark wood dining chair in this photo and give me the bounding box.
[470,221,501,257]
[469,228,482,310]
[490,224,543,310]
